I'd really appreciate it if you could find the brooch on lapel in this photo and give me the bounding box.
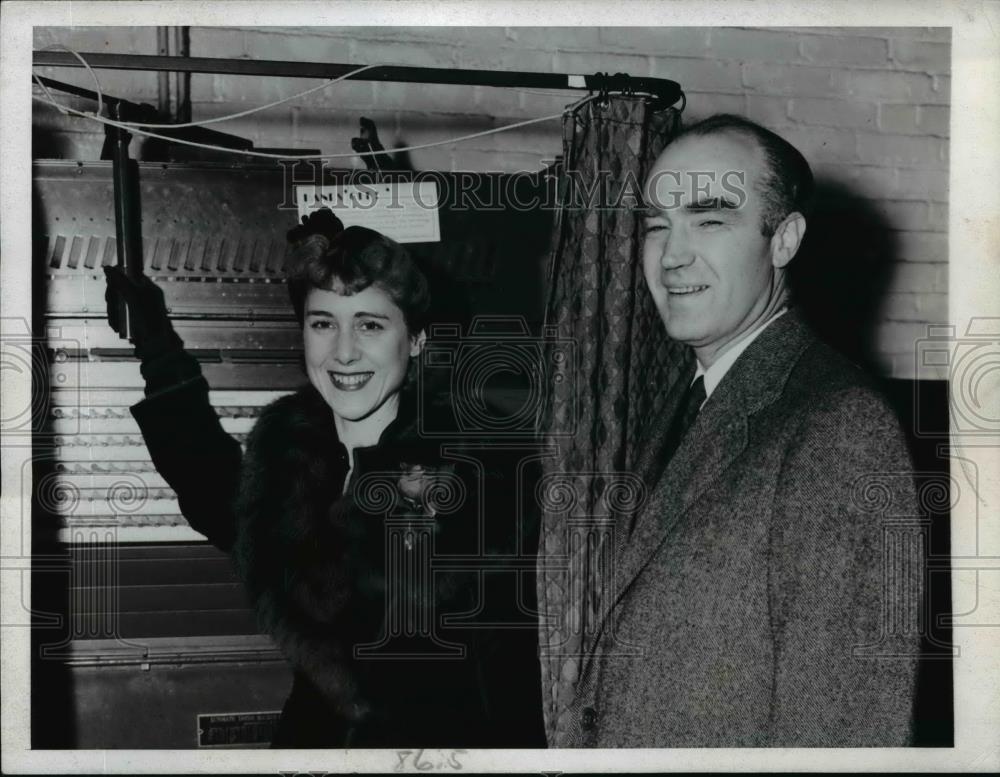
[396,463,460,549]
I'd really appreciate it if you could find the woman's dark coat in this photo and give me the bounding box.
[131,372,546,748]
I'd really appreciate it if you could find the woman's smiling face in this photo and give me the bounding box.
[303,284,425,424]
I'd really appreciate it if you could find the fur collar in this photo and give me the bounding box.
[229,381,477,724]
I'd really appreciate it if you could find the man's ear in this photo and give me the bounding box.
[410,328,427,357]
[770,212,807,270]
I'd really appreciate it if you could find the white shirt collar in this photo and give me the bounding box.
[694,308,789,401]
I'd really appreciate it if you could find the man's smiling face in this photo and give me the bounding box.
[642,132,787,365]
[303,284,424,423]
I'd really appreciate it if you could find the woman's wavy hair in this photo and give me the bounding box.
[284,209,430,334]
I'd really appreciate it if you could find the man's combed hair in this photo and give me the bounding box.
[676,114,815,237]
[285,225,430,333]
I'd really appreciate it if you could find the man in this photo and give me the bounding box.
[564,115,923,747]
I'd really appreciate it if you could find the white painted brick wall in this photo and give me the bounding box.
[32,26,951,379]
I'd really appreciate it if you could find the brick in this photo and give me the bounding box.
[878,104,919,134]
[708,28,802,63]
[506,28,603,50]
[917,105,950,137]
[428,28,513,47]
[402,122,557,172]
[448,149,492,173]
[811,163,896,200]
[895,230,948,263]
[51,66,160,102]
[775,27,946,42]
[289,107,358,147]
[598,27,710,58]
[299,78,375,110]
[742,63,835,96]
[886,28,952,43]
[188,27,248,59]
[873,200,933,232]
[188,74,218,104]
[452,46,556,73]
[650,57,743,93]
[454,119,539,148]
[832,70,949,104]
[880,351,927,381]
[856,133,948,169]
[454,148,553,174]
[256,27,354,46]
[373,81,490,115]
[682,92,746,122]
[248,30,450,69]
[800,34,889,67]
[891,40,951,73]
[928,202,949,232]
[930,75,950,104]
[743,94,789,126]
[470,85,525,117]
[789,97,877,129]
[214,25,288,34]
[769,125,858,165]
[243,30,347,62]
[875,321,943,358]
[553,51,653,79]
[879,104,950,137]
[250,26,510,53]
[895,167,949,203]
[881,292,948,323]
[848,165,901,196]
[34,26,158,55]
[888,261,947,293]
[879,293,922,322]
[212,73,368,112]
[467,123,561,158]
[290,118,360,150]
[348,27,513,47]
[908,353,947,382]
[515,87,580,120]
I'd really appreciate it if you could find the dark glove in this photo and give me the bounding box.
[103,265,183,360]
[103,265,201,395]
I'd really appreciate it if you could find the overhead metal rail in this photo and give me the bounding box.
[33,50,685,109]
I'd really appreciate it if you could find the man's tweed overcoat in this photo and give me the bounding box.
[560,309,923,747]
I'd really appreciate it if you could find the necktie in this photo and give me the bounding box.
[643,375,707,497]
[664,374,706,461]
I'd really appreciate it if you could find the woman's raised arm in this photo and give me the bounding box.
[106,266,244,552]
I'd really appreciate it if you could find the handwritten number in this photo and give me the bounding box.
[395,750,413,771]
[414,748,433,771]
[394,748,465,771]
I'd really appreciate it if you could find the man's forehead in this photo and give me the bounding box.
[641,136,762,213]
[656,130,761,168]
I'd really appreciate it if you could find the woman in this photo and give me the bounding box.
[106,210,545,747]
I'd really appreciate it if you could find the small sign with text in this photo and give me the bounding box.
[296,181,441,244]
